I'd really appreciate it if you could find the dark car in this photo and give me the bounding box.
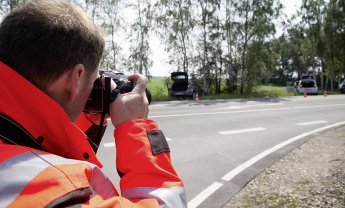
[339,80,345,93]
[296,79,318,95]
[169,72,196,98]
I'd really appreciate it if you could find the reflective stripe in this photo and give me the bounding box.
[0,151,51,206]
[44,155,118,199]
[0,150,115,207]
[122,186,187,208]
[90,166,117,198]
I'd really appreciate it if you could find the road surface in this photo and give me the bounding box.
[97,95,345,207]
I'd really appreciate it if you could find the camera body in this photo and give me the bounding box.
[82,71,151,152]
[83,71,151,114]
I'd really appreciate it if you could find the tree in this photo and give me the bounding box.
[78,0,98,21]
[126,0,153,76]
[299,0,327,90]
[99,0,123,71]
[324,0,345,89]
[282,26,310,83]
[154,0,195,74]
[74,0,125,71]
[0,0,23,16]
[224,0,240,93]
[196,0,221,94]
[232,0,282,93]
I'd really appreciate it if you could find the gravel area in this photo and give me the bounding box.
[224,126,345,208]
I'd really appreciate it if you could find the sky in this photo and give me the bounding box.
[149,0,302,77]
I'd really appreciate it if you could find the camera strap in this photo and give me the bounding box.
[92,77,112,152]
[0,111,107,154]
[0,113,46,151]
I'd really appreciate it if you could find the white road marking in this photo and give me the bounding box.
[103,142,115,148]
[166,137,172,141]
[217,103,283,110]
[149,103,345,118]
[187,182,224,208]
[221,121,345,181]
[217,106,246,110]
[188,121,345,207]
[297,120,329,126]
[219,127,266,135]
[246,103,283,107]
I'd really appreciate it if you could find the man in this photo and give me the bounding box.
[0,0,187,207]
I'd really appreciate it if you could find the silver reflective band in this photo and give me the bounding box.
[122,186,187,208]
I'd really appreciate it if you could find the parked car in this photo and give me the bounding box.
[169,72,196,98]
[296,78,318,95]
[339,80,345,93]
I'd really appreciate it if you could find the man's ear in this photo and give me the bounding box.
[69,64,86,101]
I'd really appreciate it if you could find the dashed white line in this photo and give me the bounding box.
[187,182,224,208]
[217,106,246,110]
[217,103,283,110]
[297,120,329,126]
[219,127,266,135]
[188,121,345,207]
[246,103,283,107]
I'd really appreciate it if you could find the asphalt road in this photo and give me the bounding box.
[96,95,345,208]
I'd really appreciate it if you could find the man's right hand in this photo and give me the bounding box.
[109,74,149,127]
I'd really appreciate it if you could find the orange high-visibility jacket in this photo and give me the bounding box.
[0,62,187,207]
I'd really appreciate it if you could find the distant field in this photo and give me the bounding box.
[147,77,297,102]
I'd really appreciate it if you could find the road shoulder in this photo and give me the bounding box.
[224,125,345,208]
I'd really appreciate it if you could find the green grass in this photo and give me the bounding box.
[147,78,172,101]
[147,78,298,102]
[202,85,295,100]
[254,85,296,97]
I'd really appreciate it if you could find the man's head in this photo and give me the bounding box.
[0,0,105,121]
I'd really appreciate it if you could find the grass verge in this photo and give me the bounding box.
[147,78,340,102]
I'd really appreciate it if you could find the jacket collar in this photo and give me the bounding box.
[0,62,102,167]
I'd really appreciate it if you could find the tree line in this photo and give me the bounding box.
[1,0,344,94]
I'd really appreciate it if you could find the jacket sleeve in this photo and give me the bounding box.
[114,119,187,208]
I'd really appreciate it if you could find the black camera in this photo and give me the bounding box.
[83,74,151,115]
[82,73,151,152]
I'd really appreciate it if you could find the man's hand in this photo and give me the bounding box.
[109,74,149,127]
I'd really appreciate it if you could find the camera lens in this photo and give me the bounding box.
[115,80,151,104]
[116,80,134,94]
